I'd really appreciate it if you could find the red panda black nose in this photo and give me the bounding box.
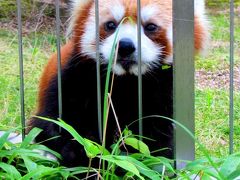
[118,38,136,58]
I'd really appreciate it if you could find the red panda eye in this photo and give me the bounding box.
[144,23,158,32]
[104,21,117,32]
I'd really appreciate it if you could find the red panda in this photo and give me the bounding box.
[29,0,209,168]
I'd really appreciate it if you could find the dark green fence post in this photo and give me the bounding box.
[137,0,143,138]
[229,0,235,154]
[173,0,195,169]
[55,0,63,133]
[95,0,102,142]
[17,0,25,140]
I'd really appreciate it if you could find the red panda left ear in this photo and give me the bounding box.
[67,0,93,39]
[71,0,92,9]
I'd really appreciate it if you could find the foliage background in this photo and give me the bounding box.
[0,0,240,159]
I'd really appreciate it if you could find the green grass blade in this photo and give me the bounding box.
[102,17,133,127]
[36,116,103,158]
[139,155,175,174]
[29,144,61,159]
[117,155,162,180]
[127,115,226,179]
[0,131,11,150]
[101,155,144,180]
[20,127,42,148]
[0,172,12,180]
[0,162,22,179]
[20,166,60,179]
[21,155,38,173]
[220,153,240,179]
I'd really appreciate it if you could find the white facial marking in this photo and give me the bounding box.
[112,63,126,75]
[165,26,173,64]
[81,16,96,59]
[110,3,125,22]
[141,5,158,23]
[129,64,148,76]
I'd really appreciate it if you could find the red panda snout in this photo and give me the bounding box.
[118,38,136,58]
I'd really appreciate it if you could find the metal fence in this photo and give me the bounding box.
[16,0,235,168]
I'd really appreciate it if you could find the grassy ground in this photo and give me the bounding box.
[195,8,240,157]
[0,6,240,159]
[0,30,59,129]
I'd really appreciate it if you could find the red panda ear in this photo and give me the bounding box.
[70,0,92,16]
[71,0,92,9]
[67,0,93,39]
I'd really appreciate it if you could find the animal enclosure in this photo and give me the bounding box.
[14,0,236,170]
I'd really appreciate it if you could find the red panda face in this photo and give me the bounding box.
[71,0,208,75]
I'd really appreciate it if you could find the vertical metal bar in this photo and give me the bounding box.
[55,0,63,126]
[137,0,143,138]
[95,0,102,142]
[17,0,25,140]
[229,0,234,154]
[173,0,195,169]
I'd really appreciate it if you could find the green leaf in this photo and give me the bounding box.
[142,156,175,174]
[101,155,143,179]
[36,117,103,158]
[220,153,240,179]
[84,138,110,156]
[20,165,65,179]
[29,144,61,159]
[0,148,58,164]
[36,117,86,146]
[0,172,12,180]
[66,167,95,176]
[161,65,171,70]
[116,155,161,180]
[123,172,135,179]
[21,155,37,173]
[124,137,150,156]
[84,138,101,158]
[21,128,42,148]
[0,162,22,179]
[0,130,12,149]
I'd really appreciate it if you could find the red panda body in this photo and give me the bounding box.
[29,0,209,168]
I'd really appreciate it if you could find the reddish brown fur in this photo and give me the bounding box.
[37,41,74,112]
[72,1,94,53]
[37,1,94,113]
[194,17,205,52]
